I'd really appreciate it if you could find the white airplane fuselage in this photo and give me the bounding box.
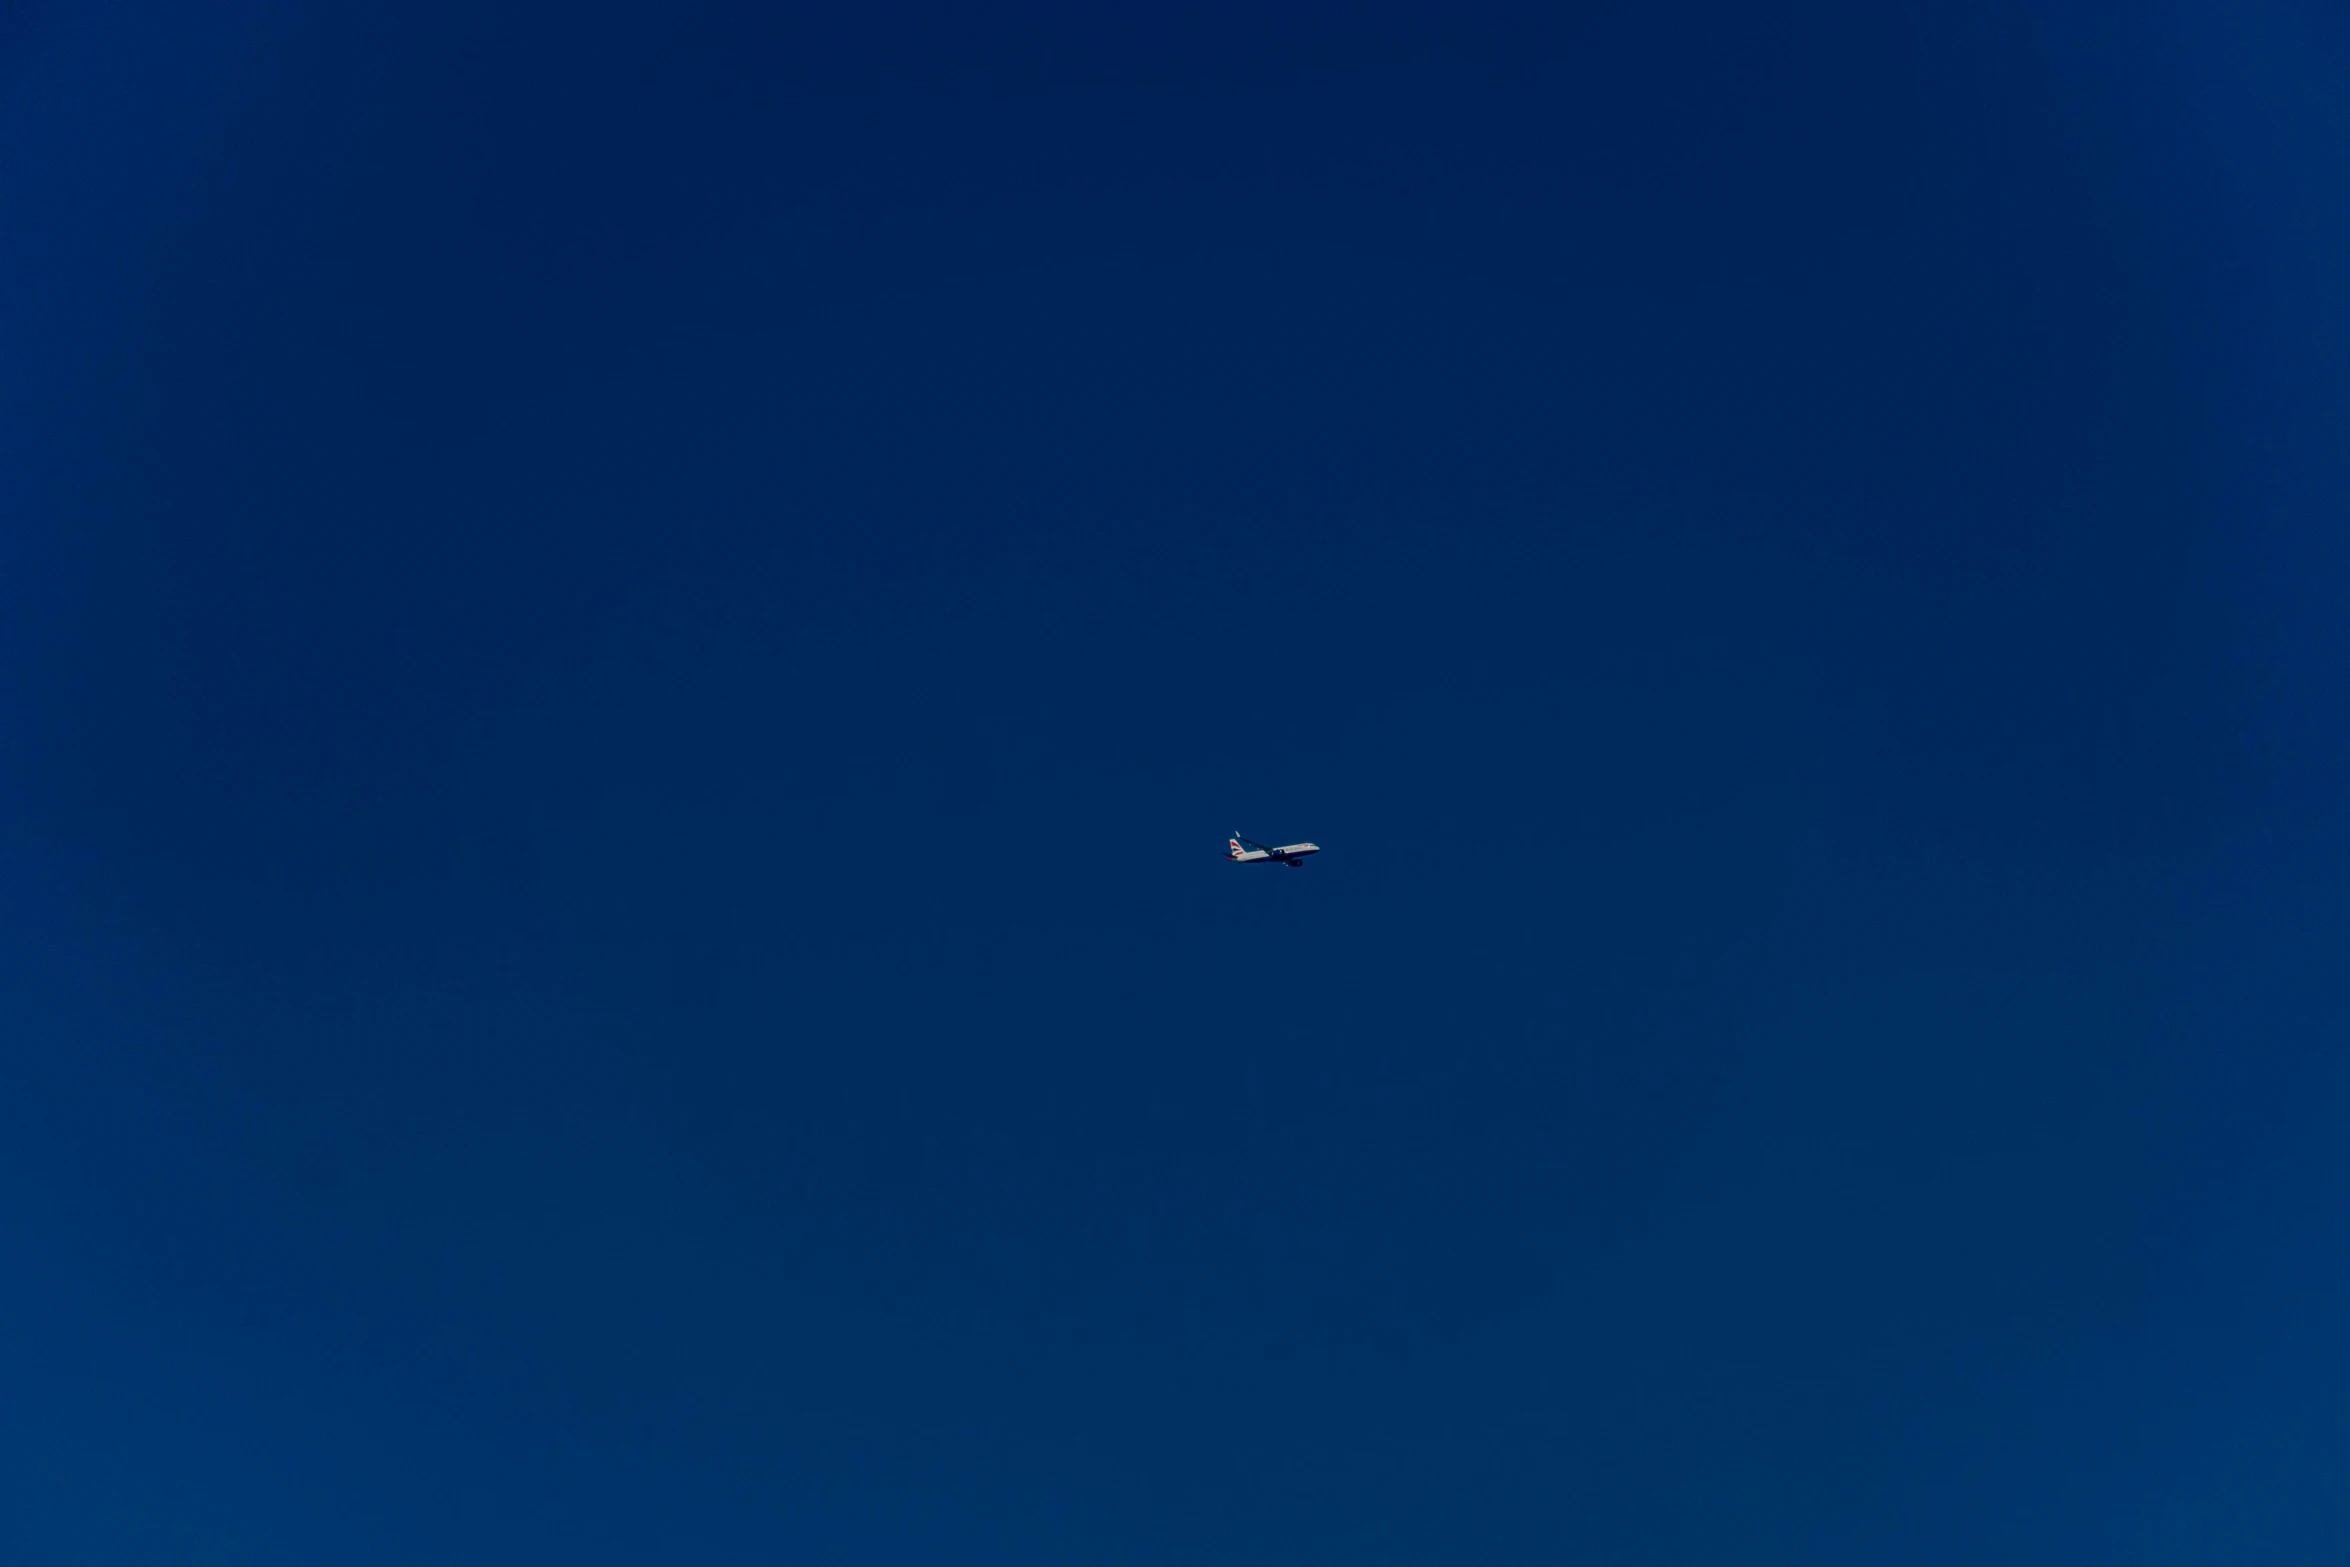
[1228,839,1320,867]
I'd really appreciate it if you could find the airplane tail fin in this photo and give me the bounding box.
[1227,834,1247,859]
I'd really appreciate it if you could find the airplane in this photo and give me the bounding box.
[1227,832,1321,867]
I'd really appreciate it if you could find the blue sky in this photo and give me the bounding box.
[7,2,2349,1561]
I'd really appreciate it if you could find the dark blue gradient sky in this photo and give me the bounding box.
[8,2,2349,1561]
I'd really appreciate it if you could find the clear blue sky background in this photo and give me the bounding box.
[7,2,2349,1561]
